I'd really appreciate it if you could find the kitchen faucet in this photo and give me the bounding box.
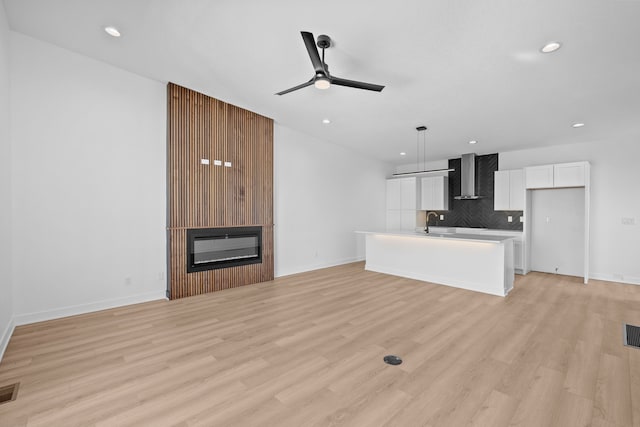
[425,211,439,233]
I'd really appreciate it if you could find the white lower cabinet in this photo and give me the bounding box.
[513,239,523,271]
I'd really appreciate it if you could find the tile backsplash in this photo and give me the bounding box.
[426,153,523,231]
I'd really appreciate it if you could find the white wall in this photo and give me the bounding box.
[500,139,640,284]
[274,125,391,277]
[10,33,167,324]
[0,2,14,358]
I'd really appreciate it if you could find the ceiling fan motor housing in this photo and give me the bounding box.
[317,34,331,49]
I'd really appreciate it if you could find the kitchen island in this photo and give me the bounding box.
[357,231,515,296]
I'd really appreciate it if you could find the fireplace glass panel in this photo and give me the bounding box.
[194,236,259,264]
[187,227,262,272]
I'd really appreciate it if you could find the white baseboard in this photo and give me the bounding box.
[0,317,16,363]
[589,273,640,286]
[275,256,364,278]
[13,291,168,326]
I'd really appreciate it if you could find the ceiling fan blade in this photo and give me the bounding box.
[275,79,314,96]
[301,31,325,74]
[330,76,385,92]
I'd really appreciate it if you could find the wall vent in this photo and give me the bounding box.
[0,383,19,405]
[624,323,640,349]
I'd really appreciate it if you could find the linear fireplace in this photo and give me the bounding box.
[186,226,262,273]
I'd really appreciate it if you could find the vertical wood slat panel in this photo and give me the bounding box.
[167,83,274,299]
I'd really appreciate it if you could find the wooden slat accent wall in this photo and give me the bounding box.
[167,83,274,299]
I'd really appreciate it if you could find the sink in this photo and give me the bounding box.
[419,232,454,238]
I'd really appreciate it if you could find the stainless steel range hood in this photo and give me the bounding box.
[454,153,482,200]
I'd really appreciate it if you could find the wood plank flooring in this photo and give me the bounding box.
[0,262,639,426]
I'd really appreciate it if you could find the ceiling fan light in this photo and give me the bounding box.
[314,77,331,90]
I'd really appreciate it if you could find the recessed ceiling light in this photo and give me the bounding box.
[104,26,121,37]
[322,118,331,124]
[572,122,585,128]
[400,152,406,156]
[468,140,478,144]
[541,42,561,53]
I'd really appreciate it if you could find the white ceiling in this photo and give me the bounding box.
[4,0,640,166]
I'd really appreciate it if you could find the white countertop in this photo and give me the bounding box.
[428,226,523,236]
[356,230,516,244]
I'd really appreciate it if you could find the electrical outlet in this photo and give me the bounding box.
[439,215,444,220]
[621,217,635,225]
[519,216,524,223]
[507,216,513,223]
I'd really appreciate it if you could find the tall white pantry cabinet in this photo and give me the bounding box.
[386,177,419,231]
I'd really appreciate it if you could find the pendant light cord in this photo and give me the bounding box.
[416,131,419,172]
[423,129,426,171]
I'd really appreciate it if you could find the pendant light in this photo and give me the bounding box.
[392,126,454,176]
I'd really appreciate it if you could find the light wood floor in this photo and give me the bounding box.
[1,263,639,427]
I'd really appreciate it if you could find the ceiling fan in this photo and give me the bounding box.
[276,31,385,96]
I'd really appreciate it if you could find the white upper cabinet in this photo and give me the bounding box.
[494,170,524,210]
[420,176,448,210]
[386,179,402,210]
[509,170,524,210]
[400,178,418,210]
[494,171,511,210]
[525,165,554,189]
[386,177,418,210]
[525,162,588,189]
[554,162,586,187]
